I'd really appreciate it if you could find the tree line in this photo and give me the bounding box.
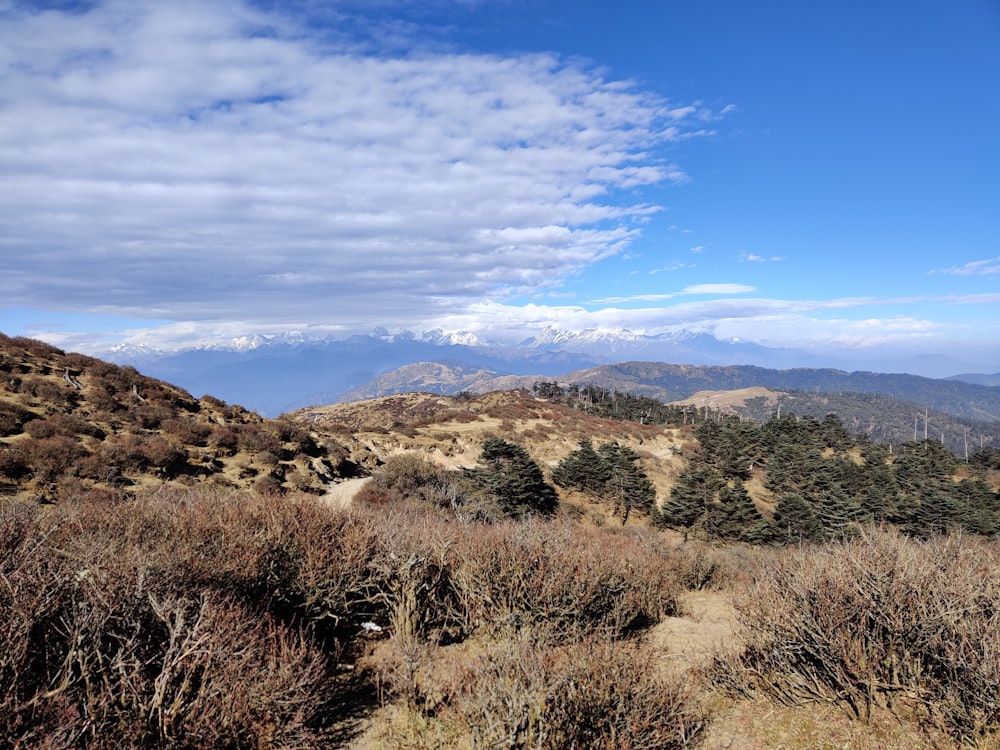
[657,413,1000,542]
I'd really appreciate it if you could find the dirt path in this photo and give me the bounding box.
[320,477,371,508]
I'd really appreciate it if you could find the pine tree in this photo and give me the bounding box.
[772,493,823,543]
[707,478,767,541]
[551,439,610,494]
[906,489,960,538]
[553,440,656,524]
[597,442,656,524]
[815,489,864,540]
[467,436,558,518]
[659,464,725,539]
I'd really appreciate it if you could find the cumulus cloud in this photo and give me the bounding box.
[0,0,718,333]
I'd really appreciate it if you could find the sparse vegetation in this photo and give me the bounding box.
[0,335,351,501]
[4,334,1000,747]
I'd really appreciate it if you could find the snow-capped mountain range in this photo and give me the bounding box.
[96,326,998,417]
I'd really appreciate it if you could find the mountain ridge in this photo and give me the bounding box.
[333,360,1000,455]
[94,326,999,416]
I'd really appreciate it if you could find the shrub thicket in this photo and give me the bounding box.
[0,487,699,747]
[709,530,1000,744]
[444,630,705,750]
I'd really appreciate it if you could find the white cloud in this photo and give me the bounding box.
[588,282,753,305]
[935,256,1000,276]
[33,290,1000,355]
[683,283,755,295]
[649,260,692,274]
[427,292,1000,351]
[738,250,783,263]
[0,0,720,333]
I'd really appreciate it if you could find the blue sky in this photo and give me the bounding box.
[2,0,998,368]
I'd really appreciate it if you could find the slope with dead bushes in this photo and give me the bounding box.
[0,334,357,502]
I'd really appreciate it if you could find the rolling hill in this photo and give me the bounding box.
[0,334,361,503]
[334,360,1000,455]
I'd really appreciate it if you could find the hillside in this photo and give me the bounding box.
[0,334,359,503]
[339,360,1000,454]
[562,361,1000,423]
[3,334,1000,748]
[670,387,999,456]
[291,388,690,524]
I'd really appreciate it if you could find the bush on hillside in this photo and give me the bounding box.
[709,530,1000,743]
[443,630,706,750]
[0,499,332,748]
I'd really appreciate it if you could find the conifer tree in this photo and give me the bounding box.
[552,440,656,524]
[702,478,760,541]
[597,442,656,524]
[658,465,725,539]
[550,439,610,494]
[467,436,558,518]
[771,493,823,543]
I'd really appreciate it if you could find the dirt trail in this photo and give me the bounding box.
[320,477,370,508]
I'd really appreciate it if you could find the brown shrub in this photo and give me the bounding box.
[450,520,682,637]
[19,435,88,483]
[0,488,713,747]
[20,375,74,405]
[23,412,103,441]
[0,444,31,480]
[254,473,284,495]
[0,402,35,436]
[125,403,173,429]
[440,630,706,749]
[369,453,455,509]
[207,426,238,455]
[160,417,212,446]
[708,530,1000,743]
[86,384,122,413]
[235,423,283,454]
[0,499,331,748]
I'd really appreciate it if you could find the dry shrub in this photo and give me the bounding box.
[442,629,706,749]
[450,520,682,637]
[0,407,28,437]
[1,487,711,747]
[709,529,1000,743]
[19,435,88,482]
[659,538,751,592]
[235,423,283,454]
[207,426,238,455]
[0,498,331,748]
[161,417,212,446]
[368,453,457,509]
[116,489,379,632]
[24,412,104,440]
